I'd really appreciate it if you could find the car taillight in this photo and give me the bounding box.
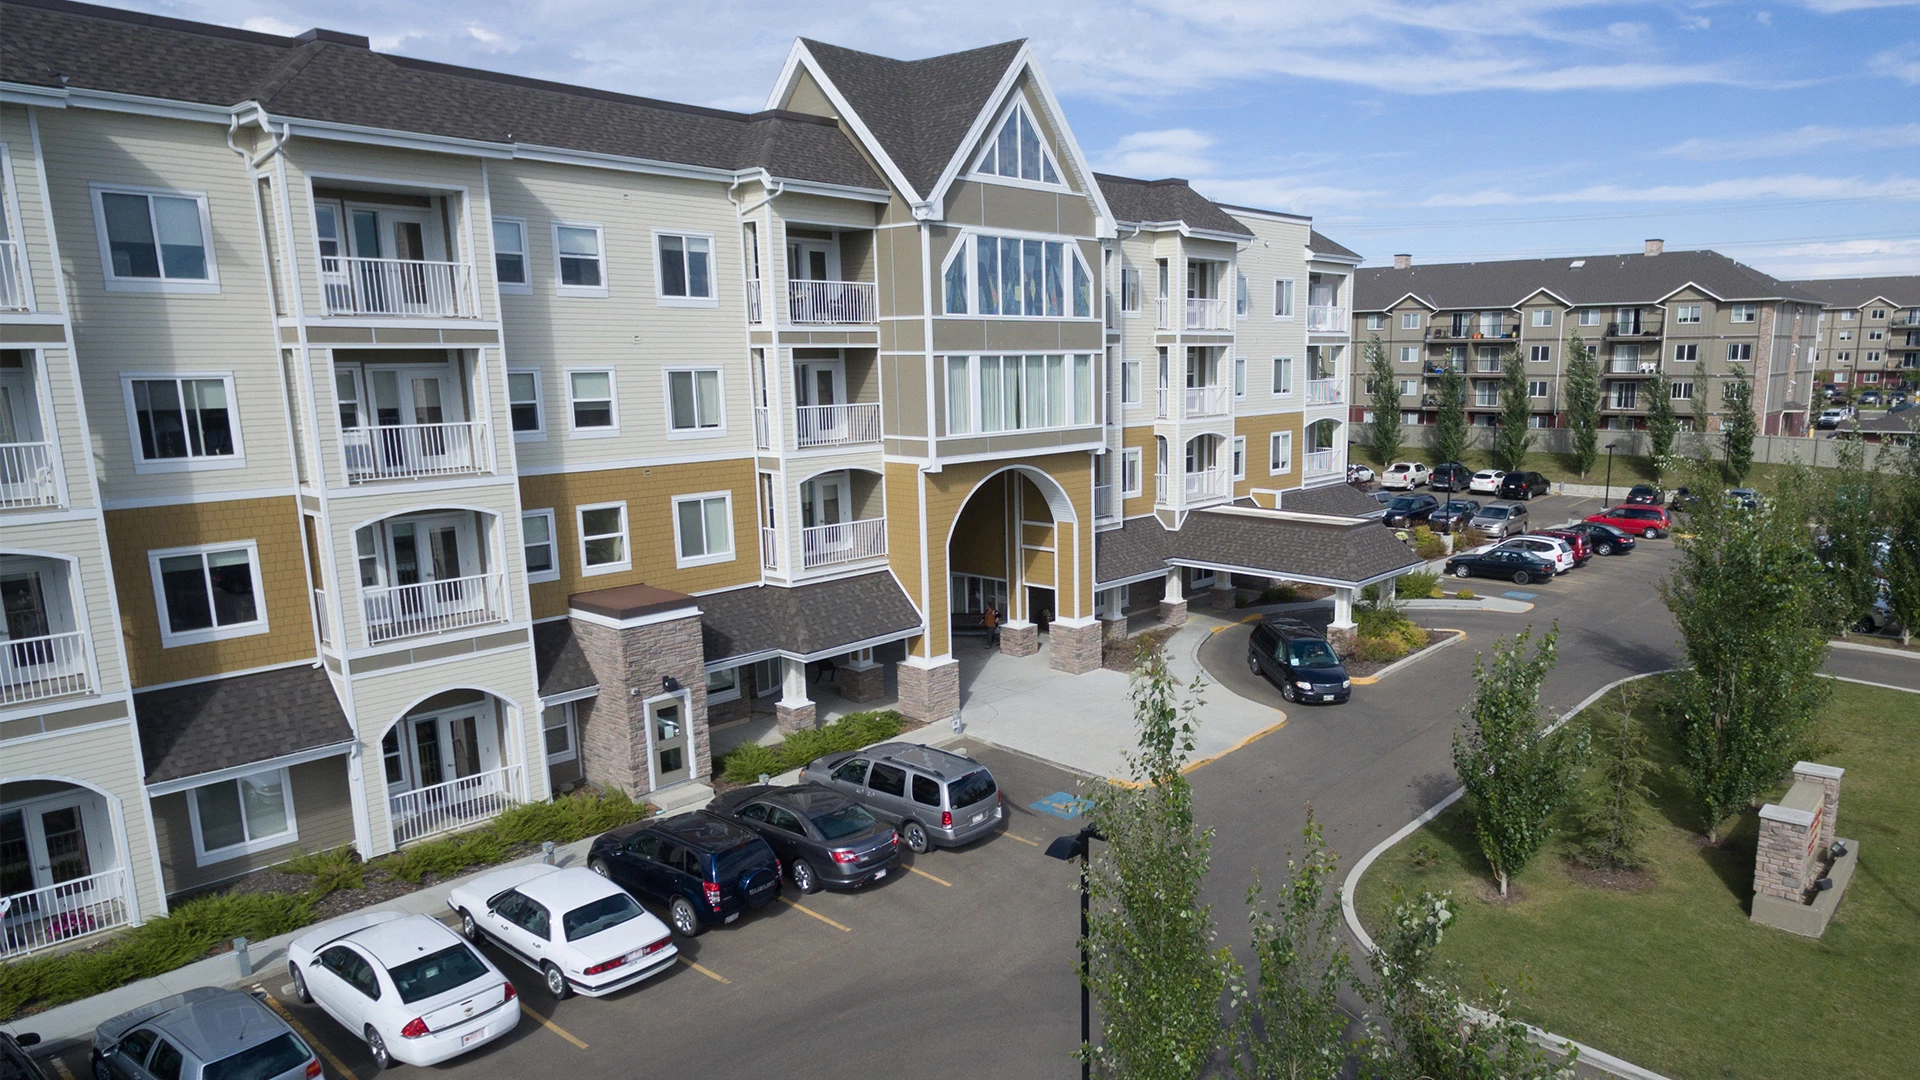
[584,955,627,975]
[831,849,859,864]
[400,1017,429,1039]
[640,935,672,956]
[503,982,516,1002]
[704,881,723,909]
[774,857,782,879]
[941,810,952,828]
[305,1061,322,1079]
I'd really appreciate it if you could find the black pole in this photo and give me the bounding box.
[1079,868,1091,1080]
[1604,445,1614,507]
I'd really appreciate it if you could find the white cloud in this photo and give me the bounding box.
[1789,0,1920,11]
[239,15,303,36]
[1658,124,1920,160]
[1757,10,1774,23]
[1870,46,1920,83]
[1095,129,1217,178]
[1679,14,1711,30]
[1425,174,1920,206]
[1741,238,1920,279]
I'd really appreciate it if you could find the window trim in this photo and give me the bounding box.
[1231,436,1247,481]
[1530,309,1553,327]
[1274,279,1295,319]
[1400,311,1421,330]
[1272,355,1294,397]
[544,702,580,764]
[1269,430,1293,476]
[1578,309,1603,327]
[522,508,559,584]
[185,767,297,866]
[671,490,737,570]
[662,367,727,439]
[492,216,531,294]
[1674,303,1701,324]
[705,667,741,705]
[1120,359,1142,405]
[1121,447,1143,497]
[1120,267,1141,315]
[652,228,718,307]
[565,367,619,438]
[1529,345,1551,364]
[938,231,1098,320]
[506,367,545,442]
[89,183,220,294]
[967,98,1070,192]
[1729,303,1757,323]
[577,500,632,577]
[1365,314,1387,331]
[121,372,246,474]
[551,221,608,299]
[147,540,269,649]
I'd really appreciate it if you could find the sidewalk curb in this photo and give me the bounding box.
[1829,638,1919,661]
[1348,629,1464,685]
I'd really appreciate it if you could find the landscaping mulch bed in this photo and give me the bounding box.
[1103,625,1179,672]
[1340,629,1451,679]
[1562,861,1656,893]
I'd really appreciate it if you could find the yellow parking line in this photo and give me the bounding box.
[520,1003,587,1050]
[779,896,852,932]
[678,956,731,984]
[905,865,952,887]
[256,987,361,1080]
[48,1057,75,1080]
[999,829,1041,846]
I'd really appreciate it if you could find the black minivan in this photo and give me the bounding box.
[589,812,782,937]
[1247,618,1351,704]
[1429,461,1472,492]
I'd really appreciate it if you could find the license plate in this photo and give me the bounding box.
[725,912,739,923]
[872,868,886,880]
[461,1030,484,1046]
[971,812,986,825]
[1321,694,1336,702]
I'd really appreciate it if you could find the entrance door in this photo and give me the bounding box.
[787,240,839,322]
[366,368,468,475]
[800,473,849,562]
[380,515,482,633]
[793,359,846,443]
[348,208,441,314]
[649,699,691,787]
[0,796,93,903]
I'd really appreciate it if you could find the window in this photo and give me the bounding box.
[150,542,266,647]
[1840,310,1856,321]
[1837,351,1851,363]
[1531,310,1553,327]
[522,510,558,583]
[1727,343,1753,362]
[1730,304,1757,323]
[1866,351,1881,363]
[945,353,1097,432]
[1234,353,1247,397]
[705,667,740,705]
[1838,330,1853,341]
[1274,279,1295,318]
[568,370,617,433]
[673,492,734,567]
[1121,448,1142,497]
[1398,346,1418,365]
[1869,308,1886,319]
[1868,329,1884,341]
[946,356,971,434]
[125,375,240,471]
[1269,431,1292,474]
[1396,378,1416,396]
[1863,370,1882,383]
[188,768,293,864]
[92,186,216,290]
[1401,312,1421,330]
[1673,344,1698,362]
[507,370,543,438]
[543,705,578,763]
[975,103,1062,185]
[1671,380,1694,400]
[1273,356,1294,396]
[1121,267,1141,314]
[1529,345,1551,364]
[1231,436,1246,481]
[946,233,1094,317]
[666,369,723,434]
[553,223,606,296]
[1528,380,1548,399]
[578,502,630,574]
[1675,304,1701,324]
[1121,360,1141,405]
[1365,314,1386,330]
[493,218,528,291]
[1236,273,1249,317]
[1578,309,1602,326]
[653,231,713,303]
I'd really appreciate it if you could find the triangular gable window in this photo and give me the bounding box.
[974,102,1063,186]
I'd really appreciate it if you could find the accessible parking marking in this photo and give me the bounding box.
[779,896,852,932]
[1502,590,1538,600]
[677,956,731,984]
[520,1003,588,1050]
[254,987,361,1080]
[905,864,952,887]
[1029,791,1091,819]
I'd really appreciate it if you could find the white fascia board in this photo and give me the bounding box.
[1308,252,1365,267]
[0,82,70,107]
[1516,286,1575,308]
[748,170,890,203]
[1015,47,1117,238]
[765,40,809,111]
[1652,281,1732,305]
[1383,291,1439,312]
[146,740,358,796]
[20,84,232,124]
[783,42,925,207]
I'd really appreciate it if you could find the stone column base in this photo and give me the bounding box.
[1101,616,1130,646]
[776,700,817,734]
[838,662,885,703]
[1326,624,1357,658]
[1209,586,1237,611]
[1048,621,1103,674]
[1001,622,1039,657]
[896,658,960,724]
[1158,599,1188,628]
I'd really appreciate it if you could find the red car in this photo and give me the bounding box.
[1586,504,1671,539]
[1531,528,1592,566]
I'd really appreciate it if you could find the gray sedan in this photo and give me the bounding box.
[707,784,901,893]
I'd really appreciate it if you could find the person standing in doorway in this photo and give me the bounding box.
[982,603,1000,649]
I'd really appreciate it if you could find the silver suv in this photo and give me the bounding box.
[801,743,1002,854]
[93,987,321,1080]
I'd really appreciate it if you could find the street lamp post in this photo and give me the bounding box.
[1603,441,1622,507]
[1046,826,1104,1080]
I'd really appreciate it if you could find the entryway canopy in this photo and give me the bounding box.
[1095,504,1424,591]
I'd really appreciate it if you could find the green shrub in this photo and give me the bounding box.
[1414,532,1448,560]
[1352,635,1411,664]
[773,727,840,773]
[489,788,647,846]
[386,829,508,885]
[279,844,363,895]
[835,709,905,746]
[1456,588,1476,600]
[1241,583,1302,607]
[715,710,905,785]
[720,742,781,785]
[1360,582,1381,603]
[1398,570,1440,600]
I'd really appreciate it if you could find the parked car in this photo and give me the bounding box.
[1426,498,1482,534]
[1468,469,1507,495]
[1668,486,1697,514]
[1379,461,1430,490]
[802,743,1003,853]
[1445,547,1557,586]
[588,812,782,937]
[1586,504,1671,539]
[1529,528,1593,565]
[1367,490,1394,506]
[1,1032,47,1080]
[1860,389,1883,406]
[1497,471,1550,500]
[707,783,902,893]
[287,912,517,1070]
[1347,463,1375,484]
[1727,488,1761,511]
[1467,502,1529,539]
[1246,617,1351,704]
[1624,483,1664,505]
[1494,535,1576,574]
[1816,407,1849,429]
[1428,461,1473,492]
[1381,493,1440,528]
[92,988,321,1080]
[448,864,677,999]
[1559,520,1636,556]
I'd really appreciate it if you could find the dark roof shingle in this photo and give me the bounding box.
[700,572,922,664]
[135,665,352,785]
[1354,249,1822,311]
[1095,175,1254,238]
[1095,508,1420,587]
[533,620,597,699]
[1308,230,1360,260]
[1784,276,1920,308]
[1279,483,1386,517]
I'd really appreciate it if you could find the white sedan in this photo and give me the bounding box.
[1468,469,1507,495]
[1494,535,1576,574]
[287,911,519,1070]
[448,864,678,999]
[1379,462,1430,490]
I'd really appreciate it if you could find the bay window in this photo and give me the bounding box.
[943,233,1095,318]
[941,353,1098,433]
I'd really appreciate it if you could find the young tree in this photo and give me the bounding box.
[1569,702,1654,872]
[1720,375,1758,484]
[1238,813,1350,1080]
[1494,347,1534,473]
[1366,335,1403,467]
[1564,334,1601,477]
[1082,646,1236,1080]
[1645,372,1679,478]
[1815,436,1884,634]
[1451,627,1585,896]
[1432,360,1469,468]
[1886,439,1920,645]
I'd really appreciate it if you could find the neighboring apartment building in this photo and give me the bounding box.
[0,0,1416,948]
[1351,242,1828,436]
[1783,276,1920,392]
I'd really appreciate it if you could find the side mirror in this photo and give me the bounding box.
[15,1033,39,1048]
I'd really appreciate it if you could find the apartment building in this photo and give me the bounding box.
[0,0,1417,949]
[1783,276,1920,392]
[1351,242,1827,436]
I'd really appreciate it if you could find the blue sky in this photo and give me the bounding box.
[117,0,1919,278]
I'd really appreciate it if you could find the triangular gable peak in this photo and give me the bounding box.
[933,53,1114,235]
[767,39,922,205]
[1515,286,1573,309]
[1382,291,1438,313]
[967,96,1065,189]
[1653,280,1728,305]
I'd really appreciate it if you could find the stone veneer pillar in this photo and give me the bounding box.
[1792,761,1844,858]
[838,658,886,703]
[775,655,817,734]
[896,654,959,724]
[1000,621,1040,657]
[568,585,712,795]
[1754,774,1831,902]
[1047,618,1102,674]
[1158,567,1187,627]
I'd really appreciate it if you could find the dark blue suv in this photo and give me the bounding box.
[588,812,781,937]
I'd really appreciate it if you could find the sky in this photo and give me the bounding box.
[105,0,1920,279]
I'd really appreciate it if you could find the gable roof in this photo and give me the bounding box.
[1095,175,1254,239]
[1,0,884,191]
[1783,276,1920,309]
[1308,230,1361,261]
[135,664,353,785]
[1353,249,1823,312]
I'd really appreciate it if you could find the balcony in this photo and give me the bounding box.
[760,526,778,570]
[1605,321,1662,339]
[0,867,131,959]
[1185,467,1230,501]
[313,589,330,646]
[342,422,492,483]
[1429,324,1515,342]
[746,279,764,324]
[1306,379,1345,406]
[787,280,875,324]
[1609,359,1658,375]
[1473,358,1504,374]
[800,518,887,569]
[362,571,509,645]
[753,406,771,452]
[1156,385,1231,420]
[794,403,882,449]
[1303,448,1340,478]
[1095,483,1118,520]
[389,764,524,846]
[0,630,91,706]
[1306,306,1349,333]
[0,239,28,311]
[320,257,479,318]
[0,442,61,509]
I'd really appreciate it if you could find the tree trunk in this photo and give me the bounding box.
[1496,868,1509,897]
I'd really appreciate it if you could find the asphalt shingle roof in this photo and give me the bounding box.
[135,665,353,785]
[1278,483,1387,517]
[532,620,596,699]
[1308,230,1361,260]
[1095,174,1254,238]
[700,572,922,665]
[1354,249,1823,312]
[1094,508,1421,587]
[1783,276,1920,309]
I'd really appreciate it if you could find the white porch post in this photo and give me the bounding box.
[776,654,818,733]
[1164,566,1185,604]
[1331,586,1356,631]
[1379,576,1397,604]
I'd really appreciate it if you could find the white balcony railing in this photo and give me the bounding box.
[1306,305,1348,333]
[0,239,28,312]
[760,526,779,570]
[362,572,509,645]
[320,256,478,318]
[313,589,330,645]
[0,868,131,959]
[1303,448,1340,478]
[746,279,764,324]
[1185,466,1230,501]
[1154,471,1170,506]
[0,442,61,509]
[1156,298,1172,330]
[342,422,491,483]
[801,518,887,569]
[787,280,875,324]
[1186,384,1231,418]
[1306,378,1345,406]
[389,764,524,846]
[1095,483,1118,520]
[1186,297,1231,331]
[795,402,882,448]
[753,406,772,451]
[0,630,91,706]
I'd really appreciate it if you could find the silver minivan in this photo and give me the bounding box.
[1468,502,1529,539]
[801,743,1002,854]
[93,987,321,1080]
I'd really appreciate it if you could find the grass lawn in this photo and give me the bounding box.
[1354,678,1919,1080]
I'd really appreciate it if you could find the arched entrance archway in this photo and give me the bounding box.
[1304,418,1344,481]
[377,688,526,846]
[943,464,1098,674]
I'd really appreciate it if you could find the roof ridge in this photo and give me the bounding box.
[1093,172,1192,188]
[800,36,1028,70]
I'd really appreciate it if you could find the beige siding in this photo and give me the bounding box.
[150,755,355,895]
[2,105,62,313]
[2,720,165,922]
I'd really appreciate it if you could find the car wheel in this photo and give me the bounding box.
[1280,680,1297,703]
[91,1051,111,1080]
[588,858,610,878]
[544,962,571,1000]
[668,896,702,937]
[1247,652,1262,676]
[291,964,312,1004]
[1512,571,1531,585]
[366,1027,394,1071]
[1644,527,1658,539]
[458,908,481,943]
[902,820,932,854]
[1453,564,1471,578]
[791,858,818,894]
[1595,542,1613,556]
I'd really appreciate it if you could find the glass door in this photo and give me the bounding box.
[793,359,846,442]
[0,569,58,691]
[366,368,467,475]
[650,699,691,787]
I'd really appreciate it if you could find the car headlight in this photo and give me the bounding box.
[1342,680,1351,689]
[1295,680,1313,691]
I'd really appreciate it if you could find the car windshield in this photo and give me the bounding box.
[1388,497,1423,510]
[204,1034,312,1080]
[1444,502,1475,513]
[811,802,878,840]
[389,943,489,1004]
[947,770,998,809]
[562,893,644,942]
[1479,507,1510,519]
[1289,640,1341,668]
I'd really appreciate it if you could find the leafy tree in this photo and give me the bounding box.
[1451,627,1585,896]
[1493,347,1533,472]
[1238,813,1350,1080]
[1658,464,1832,841]
[1366,335,1403,466]
[1569,701,1654,872]
[1563,334,1600,477]
[1645,372,1679,478]
[1815,436,1884,634]
[1720,375,1758,484]
[1886,439,1920,644]
[1082,646,1236,1080]
[1432,359,1469,467]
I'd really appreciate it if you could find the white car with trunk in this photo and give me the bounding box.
[1493,535,1576,574]
[1468,469,1507,495]
[1379,461,1430,490]
[447,864,678,999]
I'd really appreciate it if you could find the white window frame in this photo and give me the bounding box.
[522,508,559,584]
[506,368,545,442]
[705,667,741,705]
[552,221,608,299]
[1400,312,1421,330]
[566,368,619,437]
[186,767,297,866]
[1673,344,1698,362]
[1120,267,1141,315]
[967,99,1069,192]
[121,372,246,474]
[663,367,726,438]
[1727,343,1753,362]
[493,216,531,294]
[1578,309,1602,326]
[1365,314,1387,330]
[148,540,268,648]
[1396,378,1417,397]
[1730,304,1757,323]
[1274,279,1295,319]
[1398,346,1419,365]
[1674,304,1701,324]
[90,183,220,294]
[1233,353,1247,398]
[577,501,631,576]
[1236,273,1249,318]
[1531,309,1553,327]
[1529,345,1551,364]
[653,228,717,307]
[1121,448,1143,497]
[1839,310,1855,321]
[1269,430,1292,475]
[1272,355,1294,397]
[543,704,580,763]
[1121,360,1142,405]
[672,491,736,569]
[1231,436,1247,481]
[1671,381,1694,401]
[1528,380,1549,399]
[939,232,1098,319]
